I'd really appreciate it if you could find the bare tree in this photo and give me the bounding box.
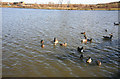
[67,0,70,7]
[58,0,63,7]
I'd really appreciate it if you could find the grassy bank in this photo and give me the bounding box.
[1,5,119,10]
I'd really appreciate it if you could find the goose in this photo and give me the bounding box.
[103,33,113,39]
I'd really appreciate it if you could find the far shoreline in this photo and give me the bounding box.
[1,6,119,11]
[1,1,120,11]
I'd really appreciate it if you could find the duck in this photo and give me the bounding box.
[60,43,67,47]
[77,47,84,53]
[84,34,87,39]
[41,44,45,48]
[83,35,92,42]
[87,38,92,42]
[81,34,87,43]
[81,39,87,43]
[81,38,92,43]
[105,29,107,32]
[103,33,113,39]
[80,54,83,59]
[81,32,86,35]
[53,38,58,45]
[86,57,92,64]
[41,40,44,44]
[96,60,101,66]
[114,22,120,25]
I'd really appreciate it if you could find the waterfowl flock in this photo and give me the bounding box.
[40,29,114,67]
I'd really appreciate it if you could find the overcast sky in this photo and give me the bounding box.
[2,0,120,4]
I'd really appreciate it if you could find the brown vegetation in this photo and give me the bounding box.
[1,1,120,10]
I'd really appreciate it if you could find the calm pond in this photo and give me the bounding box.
[2,8,119,77]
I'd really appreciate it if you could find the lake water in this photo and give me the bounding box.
[2,8,119,77]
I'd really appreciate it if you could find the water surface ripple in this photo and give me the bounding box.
[2,8,119,77]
